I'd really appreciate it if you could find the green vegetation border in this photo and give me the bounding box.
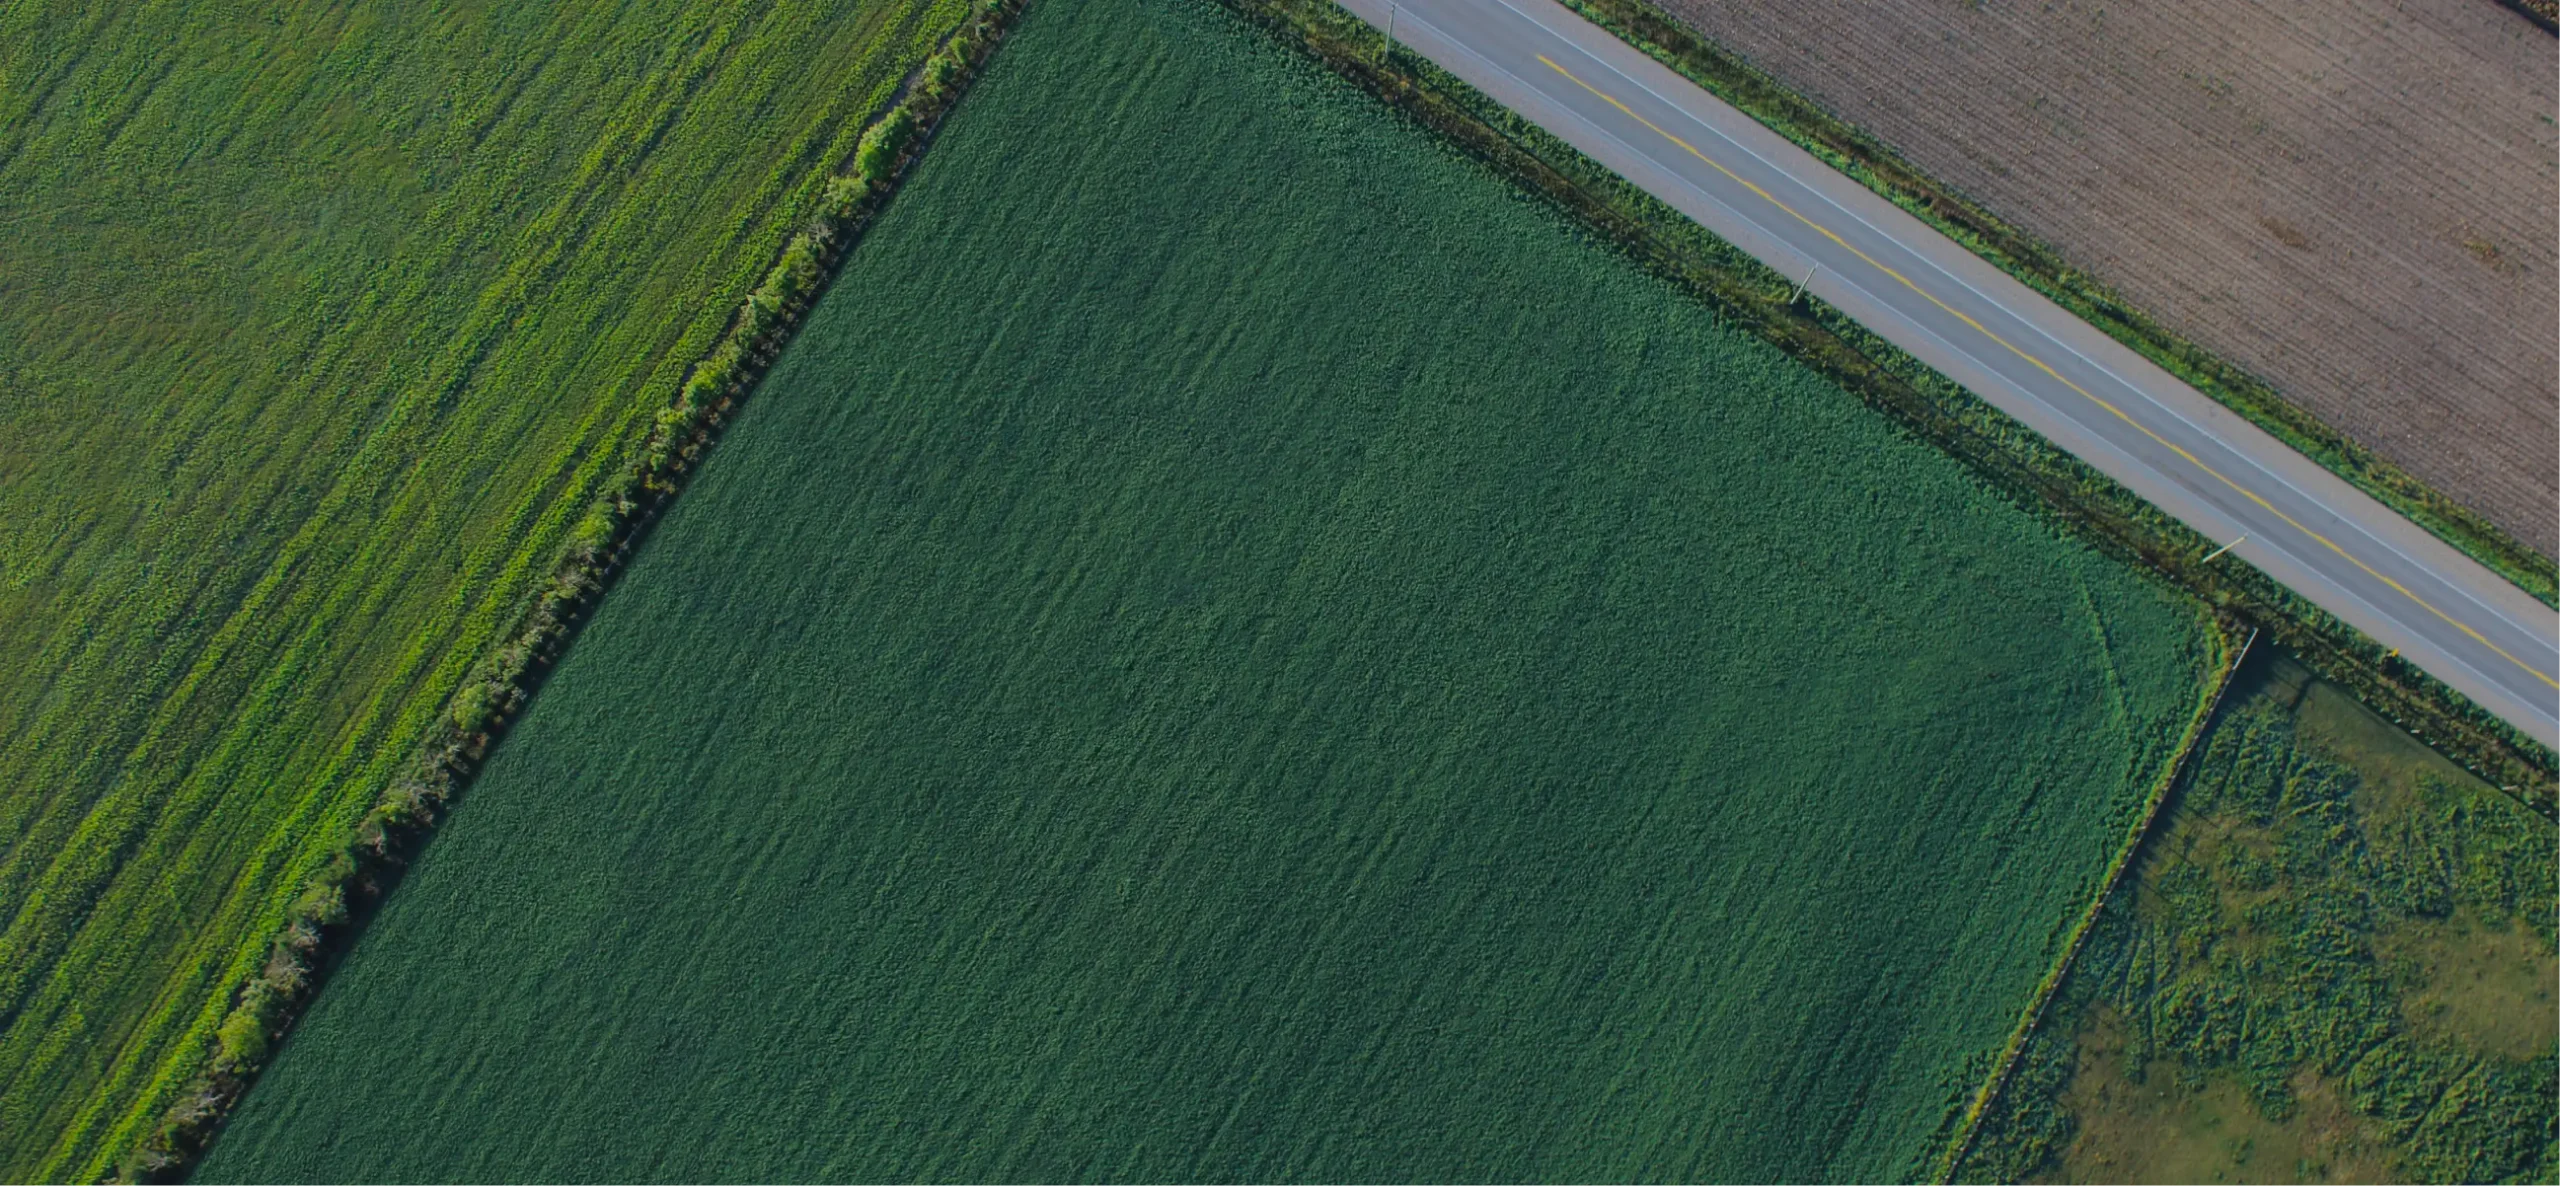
[1555,0,2558,606]
[1218,4,2554,1175]
[106,3,1026,1180]
[1929,627,2258,1183]
[2494,0,2558,35]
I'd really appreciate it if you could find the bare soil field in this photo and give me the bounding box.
[1655,0,2558,556]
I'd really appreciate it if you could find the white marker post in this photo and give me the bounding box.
[2201,533,2248,563]
[1788,263,1818,306]
[1383,5,1396,60]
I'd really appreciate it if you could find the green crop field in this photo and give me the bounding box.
[0,0,967,1177]
[198,0,2214,1179]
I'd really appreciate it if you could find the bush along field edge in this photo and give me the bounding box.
[1556,0,2558,607]
[1927,626,2259,1183]
[2494,0,2558,35]
[1217,0,2556,819]
[103,3,1027,1180]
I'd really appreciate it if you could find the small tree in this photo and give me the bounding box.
[571,509,614,559]
[854,109,917,180]
[447,682,493,732]
[214,1006,270,1072]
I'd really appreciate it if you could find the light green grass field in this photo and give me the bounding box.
[198,0,2213,1178]
[0,1,965,1176]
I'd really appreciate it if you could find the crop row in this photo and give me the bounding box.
[0,3,1001,1180]
[191,1,2214,1172]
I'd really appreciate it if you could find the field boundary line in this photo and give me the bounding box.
[1930,622,2258,1183]
[104,3,1030,1180]
[2488,0,2558,34]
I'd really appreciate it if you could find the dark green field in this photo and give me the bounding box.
[198,0,2212,1179]
[0,0,965,1176]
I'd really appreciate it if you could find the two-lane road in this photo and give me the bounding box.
[1343,0,2560,744]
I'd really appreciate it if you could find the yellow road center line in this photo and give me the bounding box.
[1534,53,2556,692]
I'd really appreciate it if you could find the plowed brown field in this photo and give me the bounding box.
[1656,0,2558,556]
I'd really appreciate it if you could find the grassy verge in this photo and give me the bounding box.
[1556,0,2557,607]
[1220,0,2554,815]
[100,5,1022,1180]
[2493,0,2557,34]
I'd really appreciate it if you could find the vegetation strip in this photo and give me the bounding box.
[1555,0,2557,607]
[1223,0,2553,813]
[106,4,1023,1179]
[1932,625,2258,1183]
[2493,0,2558,33]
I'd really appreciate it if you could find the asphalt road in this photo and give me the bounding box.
[1341,0,2560,745]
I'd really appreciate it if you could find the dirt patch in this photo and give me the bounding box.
[2051,1011,2399,1184]
[1652,0,2558,556]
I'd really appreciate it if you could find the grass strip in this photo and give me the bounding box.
[1930,625,2259,1183]
[1556,0,2557,606]
[106,4,1025,1180]
[2493,0,2557,34]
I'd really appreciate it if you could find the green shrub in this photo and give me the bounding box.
[446,683,494,733]
[288,883,348,929]
[213,1008,271,1073]
[924,48,964,93]
[855,108,919,179]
